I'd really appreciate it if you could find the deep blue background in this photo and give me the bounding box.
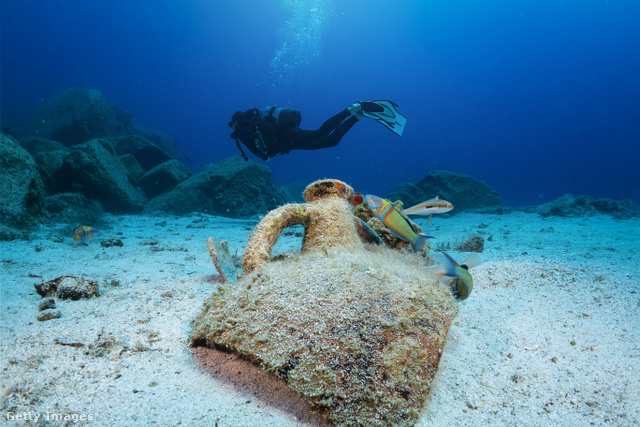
[2,0,639,206]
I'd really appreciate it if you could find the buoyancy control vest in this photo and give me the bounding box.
[229,106,301,160]
[259,106,302,129]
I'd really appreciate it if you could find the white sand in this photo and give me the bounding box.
[1,211,638,426]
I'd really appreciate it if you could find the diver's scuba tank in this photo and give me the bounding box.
[260,106,301,129]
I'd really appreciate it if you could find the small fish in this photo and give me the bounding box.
[427,253,481,300]
[402,195,453,224]
[365,194,433,252]
[72,226,99,246]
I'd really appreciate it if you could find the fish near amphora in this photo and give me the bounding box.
[191,179,459,426]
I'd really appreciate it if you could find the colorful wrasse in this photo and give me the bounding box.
[427,253,481,300]
[365,194,433,252]
[402,195,453,224]
[72,226,99,246]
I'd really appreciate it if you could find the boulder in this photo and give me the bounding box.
[138,159,192,198]
[0,134,46,227]
[20,88,135,146]
[19,136,67,156]
[108,135,172,171]
[133,124,180,159]
[63,139,146,213]
[35,275,100,300]
[0,224,29,241]
[144,156,292,218]
[533,195,591,217]
[118,154,145,184]
[387,170,502,212]
[45,193,104,225]
[34,149,69,194]
[532,195,639,219]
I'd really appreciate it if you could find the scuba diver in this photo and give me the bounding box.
[228,100,406,161]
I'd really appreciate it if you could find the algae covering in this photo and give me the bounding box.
[191,248,458,426]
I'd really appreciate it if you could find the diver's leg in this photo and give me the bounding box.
[280,129,319,152]
[302,115,360,150]
[316,109,351,136]
[287,110,357,151]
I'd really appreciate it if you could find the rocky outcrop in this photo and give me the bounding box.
[45,193,104,225]
[0,134,46,229]
[21,88,135,146]
[63,139,146,213]
[144,156,292,218]
[133,124,180,159]
[108,135,172,171]
[18,136,67,156]
[34,149,69,194]
[138,159,192,199]
[528,195,639,219]
[118,154,146,184]
[35,276,100,300]
[387,170,502,212]
[19,87,179,162]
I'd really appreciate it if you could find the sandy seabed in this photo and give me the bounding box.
[1,210,638,426]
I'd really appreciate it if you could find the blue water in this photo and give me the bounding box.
[2,0,639,207]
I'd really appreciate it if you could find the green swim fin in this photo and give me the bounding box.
[359,100,407,136]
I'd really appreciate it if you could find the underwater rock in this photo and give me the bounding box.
[108,135,172,171]
[384,183,421,206]
[455,234,485,252]
[532,195,639,219]
[0,224,28,241]
[37,309,62,322]
[138,159,192,198]
[101,238,124,248]
[118,154,146,184]
[19,87,180,163]
[35,276,100,300]
[20,88,135,146]
[34,149,69,194]
[144,156,292,218]
[19,136,67,156]
[45,193,104,225]
[388,170,503,213]
[591,198,639,218]
[534,195,590,217]
[64,138,147,213]
[192,249,458,426]
[0,134,47,228]
[133,124,180,160]
[38,298,56,311]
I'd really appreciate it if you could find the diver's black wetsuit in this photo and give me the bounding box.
[230,108,359,161]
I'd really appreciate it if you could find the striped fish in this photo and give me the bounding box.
[72,226,99,246]
[427,253,482,300]
[365,194,433,252]
[402,195,453,224]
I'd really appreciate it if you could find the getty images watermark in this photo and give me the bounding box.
[6,411,94,423]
